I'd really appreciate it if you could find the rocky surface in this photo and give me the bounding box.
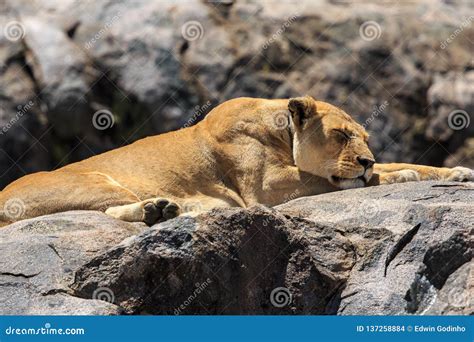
[0,181,472,315]
[278,181,473,315]
[1,0,473,188]
[0,211,144,314]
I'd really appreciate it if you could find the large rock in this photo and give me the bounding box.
[2,181,470,315]
[71,181,472,315]
[71,207,355,314]
[0,211,145,314]
[278,181,473,315]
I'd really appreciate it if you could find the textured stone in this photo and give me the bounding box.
[277,181,473,315]
[0,211,145,314]
[1,181,467,315]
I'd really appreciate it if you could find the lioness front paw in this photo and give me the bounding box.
[143,198,181,226]
[379,169,420,184]
[445,166,474,182]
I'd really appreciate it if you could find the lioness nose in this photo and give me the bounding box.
[357,156,375,169]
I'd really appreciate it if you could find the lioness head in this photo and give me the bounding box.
[288,96,375,189]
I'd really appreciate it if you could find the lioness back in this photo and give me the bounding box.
[0,97,292,224]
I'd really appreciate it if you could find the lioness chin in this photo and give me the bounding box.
[1,96,473,226]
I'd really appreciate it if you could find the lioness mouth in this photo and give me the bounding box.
[331,175,367,183]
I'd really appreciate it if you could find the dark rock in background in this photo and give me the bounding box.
[1,181,471,315]
[0,0,473,189]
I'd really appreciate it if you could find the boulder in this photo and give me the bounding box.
[2,181,470,315]
[0,211,144,314]
[278,181,473,315]
[71,207,355,314]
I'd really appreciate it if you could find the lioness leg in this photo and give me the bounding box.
[104,195,236,225]
[0,171,142,225]
[105,197,181,226]
[372,163,474,185]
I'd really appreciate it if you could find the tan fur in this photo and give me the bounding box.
[1,96,473,226]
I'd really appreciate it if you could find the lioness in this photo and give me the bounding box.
[1,96,473,226]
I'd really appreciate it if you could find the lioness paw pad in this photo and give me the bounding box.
[446,166,474,182]
[143,198,181,226]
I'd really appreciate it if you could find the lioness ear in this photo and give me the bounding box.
[288,96,316,126]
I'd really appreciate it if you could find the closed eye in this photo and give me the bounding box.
[333,129,352,140]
